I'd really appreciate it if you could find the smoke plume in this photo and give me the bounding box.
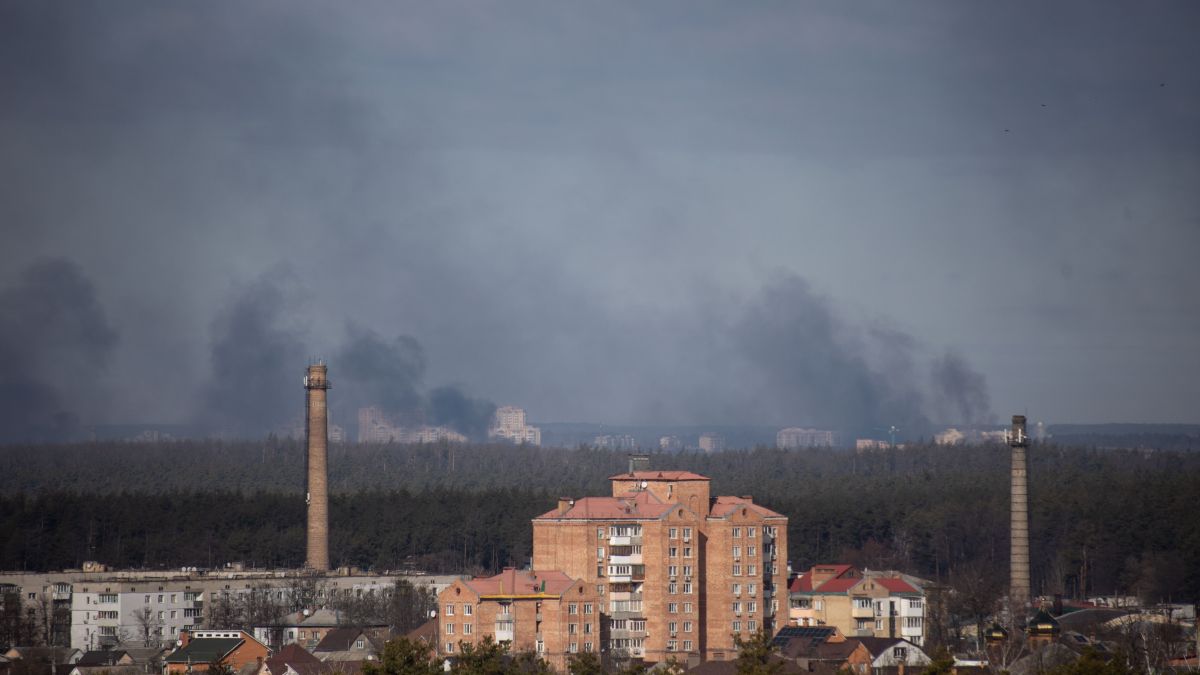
[0,259,118,441]
[930,351,994,426]
[426,386,497,442]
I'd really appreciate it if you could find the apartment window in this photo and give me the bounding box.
[793,598,811,609]
[683,583,693,594]
[99,594,117,603]
[170,610,177,619]
[536,641,545,654]
[158,611,164,620]
[668,565,678,577]
[669,528,678,539]
[597,547,605,560]
[669,547,678,557]
[856,619,870,630]
[464,604,473,616]
[748,583,756,596]
[684,621,693,632]
[733,564,742,576]
[732,582,742,595]
[597,566,605,578]
[568,623,577,634]
[748,601,757,613]
[445,604,455,616]
[445,643,454,654]
[747,564,757,576]
[683,602,693,613]
[669,621,678,634]
[893,647,908,660]
[732,621,741,632]
[569,643,578,654]
[772,600,778,614]
[445,624,454,635]
[144,595,150,604]
[683,640,693,651]
[855,598,872,609]
[667,640,677,652]
[748,527,756,538]
[682,527,692,540]
[157,595,163,603]
[683,547,692,558]
[733,527,741,538]
[748,620,757,631]
[630,620,646,631]
[668,603,678,614]
[584,622,592,634]
[748,546,757,557]
[909,599,923,609]
[906,617,923,629]
[569,603,578,615]
[463,624,472,635]
[876,620,883,631]
[733,546,741,558]
[597,528,605,539]
[584,642,593,653]
[732,601,742,613]
[583,603,593,614]
[596,585,605,595]
[171,594,177,602]
[668,583,677,594]
[683,566,693,576]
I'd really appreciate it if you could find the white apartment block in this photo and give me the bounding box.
[776,428,835,449]
[488,406,541,446]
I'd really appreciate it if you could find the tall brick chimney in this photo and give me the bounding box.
[305,363,331,571]
[1008,414,1031,613]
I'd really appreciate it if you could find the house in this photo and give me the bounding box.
[849,638,931,672]
[250,643,360,675]
[788,565,927,645]
[162,630,269,675]
[311,628,381,662]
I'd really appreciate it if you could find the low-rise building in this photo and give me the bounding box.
[788,566,927,646]
[162,630,268,675]
[437,569,599,672]
[776,428,835,449]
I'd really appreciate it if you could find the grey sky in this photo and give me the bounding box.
[2,1,1197,436]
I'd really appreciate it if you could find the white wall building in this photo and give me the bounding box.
[488,406,541,446]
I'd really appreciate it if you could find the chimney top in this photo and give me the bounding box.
[628,454,650,474]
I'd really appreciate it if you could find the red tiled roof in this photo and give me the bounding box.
[812,564,855,577]
[708,496,786,519]
[464,569,578,597]
[875,578,918,594]
[535,491,675,520]
[265,643,320,672]
[814,577,863,593]
[607,470,710,481]
[789,574,813,592]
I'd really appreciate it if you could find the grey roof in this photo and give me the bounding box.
[164,638,243,664]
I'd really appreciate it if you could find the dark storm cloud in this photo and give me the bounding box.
[1,1,1197,430]
[0,259,118,441]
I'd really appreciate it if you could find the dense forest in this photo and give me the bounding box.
[1,441,1198,603]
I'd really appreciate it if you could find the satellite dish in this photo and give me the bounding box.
[429,609,438,618]
[640,480,648,489]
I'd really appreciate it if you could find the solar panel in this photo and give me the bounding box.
[772,626,836,646]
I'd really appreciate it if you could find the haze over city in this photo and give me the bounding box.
[2,2,1198,442]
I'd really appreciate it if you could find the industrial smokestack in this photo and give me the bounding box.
[1007,414,1030,613]
[305,363,331,571]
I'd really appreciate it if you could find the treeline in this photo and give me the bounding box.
[1,442,1198,602]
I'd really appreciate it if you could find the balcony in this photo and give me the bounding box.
[851,605,874,619]
[495,621,515,642]
[608,535,642,546]
[609,554,643,566]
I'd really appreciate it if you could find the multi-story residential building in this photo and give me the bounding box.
[531,461,788,664]
[488,406,542,446]
[788,565,926,646]
[70,582,203,650]
[776,428,835,449]
[658,436,683,451]
[697,433,725,453]
[437,569,598,672]
[593,435,637,451]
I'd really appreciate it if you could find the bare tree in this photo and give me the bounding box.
[130,606,162,647]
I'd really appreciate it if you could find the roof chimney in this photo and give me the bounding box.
[741,496,754,503]
[179,629,191,648]
[557,497,574,514]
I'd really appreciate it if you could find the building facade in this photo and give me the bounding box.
[488,406,542,446]
[776,428,835,449]
[437,569,598,672]
[532,466,788,663]
[788,566,926,646]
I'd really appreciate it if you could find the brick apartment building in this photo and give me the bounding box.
[531,459,788,664]
[437,569,599,672]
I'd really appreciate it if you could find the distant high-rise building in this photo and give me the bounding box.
[776,427,835,449]
[488,405,542,446]
[659,435,683,451]
[356,406,465,444]
[594,434,637,450]
[698,432,725,453]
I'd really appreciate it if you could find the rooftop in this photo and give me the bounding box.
[608,470,710,481]
[464,569,578,598]
[535,491,676,520]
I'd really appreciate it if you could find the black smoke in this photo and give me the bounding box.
[198,271,306,436]
[0,259,118,441]
[426,386,497,442]
[335,326,426,415]
[930,351,994,426]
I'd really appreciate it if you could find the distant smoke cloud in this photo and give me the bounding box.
[0,259,118,441]
[735,274,933,436]
[426,385,497,442]
[335,326,426,414]
[199,271,307,435]
[930,351,994,426]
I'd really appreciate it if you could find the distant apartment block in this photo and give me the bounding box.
[532,459,788,663]
[594,434,637,451]
[697,432,725,453]
[437,569,599,671]
[488,406,541,446]
[933,428,1006,445]
[776,428,835,449]
[788,565,926,646]
[357,406,465,444]
[658,436,683,451]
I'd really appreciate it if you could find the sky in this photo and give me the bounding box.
[1,1,1198,440]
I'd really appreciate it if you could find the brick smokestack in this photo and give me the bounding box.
[305,363,331,571]
[1008,414,1030,613]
